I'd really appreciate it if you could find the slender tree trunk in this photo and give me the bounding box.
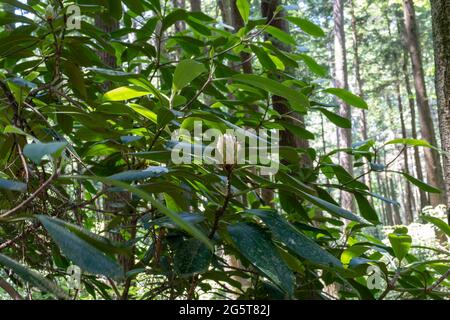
[431,0,450,224]
[261,0,311,166]
[3,3,15,31]
[383,151,394,225]
[402,0,446,206]
[376,173,388,225]
[396,83,415,223]
[402,49,428,210]
[350,0,372,195]
[190,0,201,12]
[218,0,253,74]
[173,0,186,32]
[333,0,353,211]
[390,175,402,224]
[95,14,136,298]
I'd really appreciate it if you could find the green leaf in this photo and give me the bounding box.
[149,213,205,229]
[250,45,277,70]
[422,215,450,237]
[127,103,158,123]
[63,61,87,99]
[107,167,169,182]
[232,74,309,112]
[0,178,27,192]
[23,142,67,164]
[174,239,212,277]
[65,175,213,250]
[157,107,175,127]
[37,215,124,280]
[316,107,351,128]
[280,121,315,139]
[3,125,28,136]
[401,172,441,193]
[42,216,131,257]
[386,138,433,148]
[258,25,296,46]
[172,60,207,92]
[103,86,150,101]
[247,210,342,268]
[0,11,35,26]
[297,54,327,76]
[388,229,412,262]
[0,253,68,300]
[324,88,368,109]
[236,0,250,23]
[354,193,380,224]
[227,223,294,296]
[108,0,123,20]
[285,16,325,37]
[122,0,145,14]
[301,191,369,224]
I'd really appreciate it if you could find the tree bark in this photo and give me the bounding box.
[95,13,136,296]
[402,0,446,206]
[173,0,186,32]
[333,0,353,211]
[396,83,415,223]
[350,0,372,195]
[402,49,428,210]
[431,0,450,223]
[190,0,201,12]
[261,0,311,165]
[218,0,253,74]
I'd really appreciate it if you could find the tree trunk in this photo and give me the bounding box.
[350,0,372,195]
[396,83,415,223]
[431,0,450,224]
[402,0,446,206]
[261,0,311,165]
[190,0,201,12]
[333,0,353,211]
[402,49,428,210]
[95,14,136,296]
[173,0,186,32]
[218,0,253,74]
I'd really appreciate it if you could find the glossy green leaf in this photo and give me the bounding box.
[285,16,325,37]
[422,215,450,237]
[172,60,207,91]
[232,74,309,112]
[227,223,294,296]
[324,88,368,109]
[65,175,213,250]
[297,54,327,76]
[23,142,67,164]
[37,215,124,280]
[316,107,351,128]
[388,228,412,262]
[0,178,27,192]
[401,172,441,193]
[0,253,68,299]
[258,25,296,46]
[354,193,380,224]
[236,0,250,23]
[386,138,433,148]
[174,239,212,277]
[107,167,169,181]
[103,87,150,101]
[247,210,342,268]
